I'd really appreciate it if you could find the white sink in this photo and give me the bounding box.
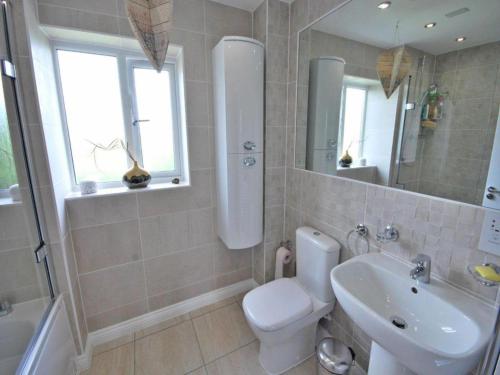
[330,253,497,375]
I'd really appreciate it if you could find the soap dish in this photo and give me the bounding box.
[467,263,500,287]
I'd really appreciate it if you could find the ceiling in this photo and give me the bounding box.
[212,0,292,11]
[313,0,500,55]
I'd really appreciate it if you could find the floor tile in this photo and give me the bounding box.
[193,303,255,363]
[285,356,317,374]
[187,367,208,375]
[205,341,266,375]
[189,296,236,319]
[86,343,133,375]
[135,320,204,375]
[134,313,191,339]
[93,333,134,356]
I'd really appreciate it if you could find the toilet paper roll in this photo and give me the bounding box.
[275,247,292,279]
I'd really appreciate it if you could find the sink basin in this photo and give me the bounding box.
[330,253,497,375]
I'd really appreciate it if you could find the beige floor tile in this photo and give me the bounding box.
[187,367,208,375]
[193,303,256,363]
[205,341,266,375]
[93,333,134,356]
[135,320,203,375]
[87,343,133,375]
[285,356,317,374]
[189,296,236,319]
[134,313,191,339]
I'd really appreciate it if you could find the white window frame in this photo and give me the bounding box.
[338,83,368,160]
[52,41,186,189]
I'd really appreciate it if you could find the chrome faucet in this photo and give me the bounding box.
[0,299,12,317]
[376,224,399,243]
[410,254,431,284]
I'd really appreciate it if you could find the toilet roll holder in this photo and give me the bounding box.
[280,240,292,250]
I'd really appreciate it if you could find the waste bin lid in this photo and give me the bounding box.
[317,337,354,374]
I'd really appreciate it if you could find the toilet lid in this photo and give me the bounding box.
[243,278,313,331]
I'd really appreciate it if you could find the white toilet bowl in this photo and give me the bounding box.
[243,277,334,374]
[243,227,341,374]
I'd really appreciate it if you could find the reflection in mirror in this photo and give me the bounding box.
[295,0,500,206]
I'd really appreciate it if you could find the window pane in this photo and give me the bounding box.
[133,67,176,173]
[342,87,366,159]
[0,79,17,189]
[57,50,128,183]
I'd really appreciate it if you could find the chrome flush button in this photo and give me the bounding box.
[242,157,256,167]
[243,141,256,151]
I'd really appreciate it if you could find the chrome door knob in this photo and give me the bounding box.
[243,141,256,151]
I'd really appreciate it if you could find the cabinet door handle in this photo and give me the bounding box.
[487,186,499,194]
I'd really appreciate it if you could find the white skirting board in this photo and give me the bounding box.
[74,278,257,373]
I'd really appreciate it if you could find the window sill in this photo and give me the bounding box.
[65,180,191,201]
[0,197,22,207]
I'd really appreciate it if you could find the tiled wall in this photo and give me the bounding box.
[286,0,500,370]
[418,42,500,205]
[252,0,289,284]
[36,0,255,332]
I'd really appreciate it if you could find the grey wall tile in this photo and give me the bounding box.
[72,220,141,274]
[67,194,138,229]
[144,245,213,296]
[205,0,252,39]
[79,261,146,316]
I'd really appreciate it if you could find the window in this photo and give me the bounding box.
[0,78,18,192]
[55,44,184,185]
[339,85,367,161]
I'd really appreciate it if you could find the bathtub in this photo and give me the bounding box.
[0,298,49,374]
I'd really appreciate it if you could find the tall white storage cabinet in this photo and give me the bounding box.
[212,36,264,249]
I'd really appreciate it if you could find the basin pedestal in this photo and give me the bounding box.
[368,342,416,375]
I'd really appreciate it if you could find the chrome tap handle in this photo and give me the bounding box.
[411,254,431,266]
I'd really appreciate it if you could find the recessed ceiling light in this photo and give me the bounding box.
[424,22,436,29]
[456,36,466,42]
[377,2,391,9]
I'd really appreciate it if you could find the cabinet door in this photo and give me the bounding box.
[224,40,264,155]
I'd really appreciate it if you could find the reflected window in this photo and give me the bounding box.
[0,78,18,191]
[339,85,367,160]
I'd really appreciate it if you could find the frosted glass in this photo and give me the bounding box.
[133,67,176,173]
[57,50,128,183]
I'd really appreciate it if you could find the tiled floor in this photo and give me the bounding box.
[81,294,361,375]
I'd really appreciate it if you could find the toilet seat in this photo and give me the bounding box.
[243,278,313,331]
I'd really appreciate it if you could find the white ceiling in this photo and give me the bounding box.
[313,0,500,55]
[210,0,284,11]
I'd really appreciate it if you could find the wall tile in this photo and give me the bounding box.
[38,4,120,35]
[79,261,146,316]
[67,194,138,229]
[188,127,212,170]
[144,245,213,296]
[268,0,289,37]
[172,0,205,33]
[169,28,207,81]
[185,81,210,126]
[86,299,148,332]
[140,211,190,259]
[213,240,252,275]
[72,220,141,274]
[205,0,252,39]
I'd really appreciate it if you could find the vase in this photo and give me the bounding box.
[123,161,151,189]
[339,150,353,168]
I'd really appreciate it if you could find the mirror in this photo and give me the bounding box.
[295,0,500,206]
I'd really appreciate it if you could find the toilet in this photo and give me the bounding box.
[243,227,341,374]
